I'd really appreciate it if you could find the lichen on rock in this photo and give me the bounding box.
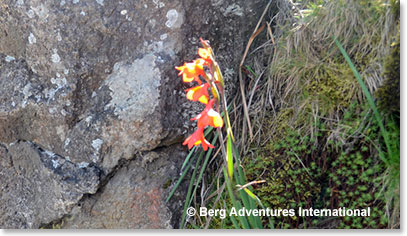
[0,0,267,229]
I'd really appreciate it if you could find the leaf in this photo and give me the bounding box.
[226,134,234,179]
[243,188,264,209]
[334,38,392,163]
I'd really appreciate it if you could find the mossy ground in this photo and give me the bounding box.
[240,0,399,229]
[181,0,399,229]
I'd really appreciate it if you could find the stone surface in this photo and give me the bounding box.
[0,141,100,229]
[0,0,266,229]
[60,146,187,229]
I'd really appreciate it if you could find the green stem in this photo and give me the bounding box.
[334,38,392,163]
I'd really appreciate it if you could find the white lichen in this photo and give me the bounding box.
[211,0,224,7]
[22,83,32,98]
[5,55,15,62]
[105,54,161,120]
[56,32,62,41]
[48,107,57,114]
[165,9,182,28]
[223,4,244,17]
[51,77,67,88]
[60,109,67,116]
[51,159,60,168]
[96,0,104,6]
[51,49,61,63]
[28,32,36,44]
[31,4,49,20]
[152,0,165,8]
[85,116,92,123]
[91,139,103,151]
[160,33,168,40]
[47,88,57,100]
[78,162,89,168]
[21,100,27,108]
[45,150,56,158]
[64,138,71,147]
[26,9,35,18]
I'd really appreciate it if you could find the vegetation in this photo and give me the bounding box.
[239,0,400,229]
[169,0,399,229]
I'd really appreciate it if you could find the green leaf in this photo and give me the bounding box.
[226,134,234,179]
[187,133,219,208]
[223,167,250,229]
[166,153,196,203]
[181,146,196,170]
[334,38,392,163]
[180,150,205,228]
[243,188,264,209]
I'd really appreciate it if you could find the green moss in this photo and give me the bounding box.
[244,127,324,228]
[246,100,391,228]
[163,179,172,189]
[304,62,357,111]
[225,0,399,229]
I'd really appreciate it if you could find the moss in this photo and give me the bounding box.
[244,127,324,228]
[328,143,388,228]
[233,0,398,229]
[246,100,391,228]
[304,62,357,112]
[163,179,172,189]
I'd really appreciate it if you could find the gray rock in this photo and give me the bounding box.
[60,146,187,229]
[0,0,267,229]
[0,141,100,229]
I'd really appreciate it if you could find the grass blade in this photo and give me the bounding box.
[223,167,250,229]
[188,133,219,207]
[166,153,196,203]
[228,211,240,229]
[334,38,392,162]
[226,134,234,179]
[181,146,196,170]
[180,150,205,228]
[242,188,264,209]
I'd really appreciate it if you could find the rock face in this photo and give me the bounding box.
[0,0,266,229]
[61,146,187,229]
[0,141,100,228]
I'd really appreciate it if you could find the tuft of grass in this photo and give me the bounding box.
[235,0,399,229]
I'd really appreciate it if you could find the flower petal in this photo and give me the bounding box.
[185,83,210,104]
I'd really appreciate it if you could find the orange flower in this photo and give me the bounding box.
[175,59,206,84]
[198,48,212,65]
[185,83,210,104]
[191,99,224,128]
[183,127,214,151]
